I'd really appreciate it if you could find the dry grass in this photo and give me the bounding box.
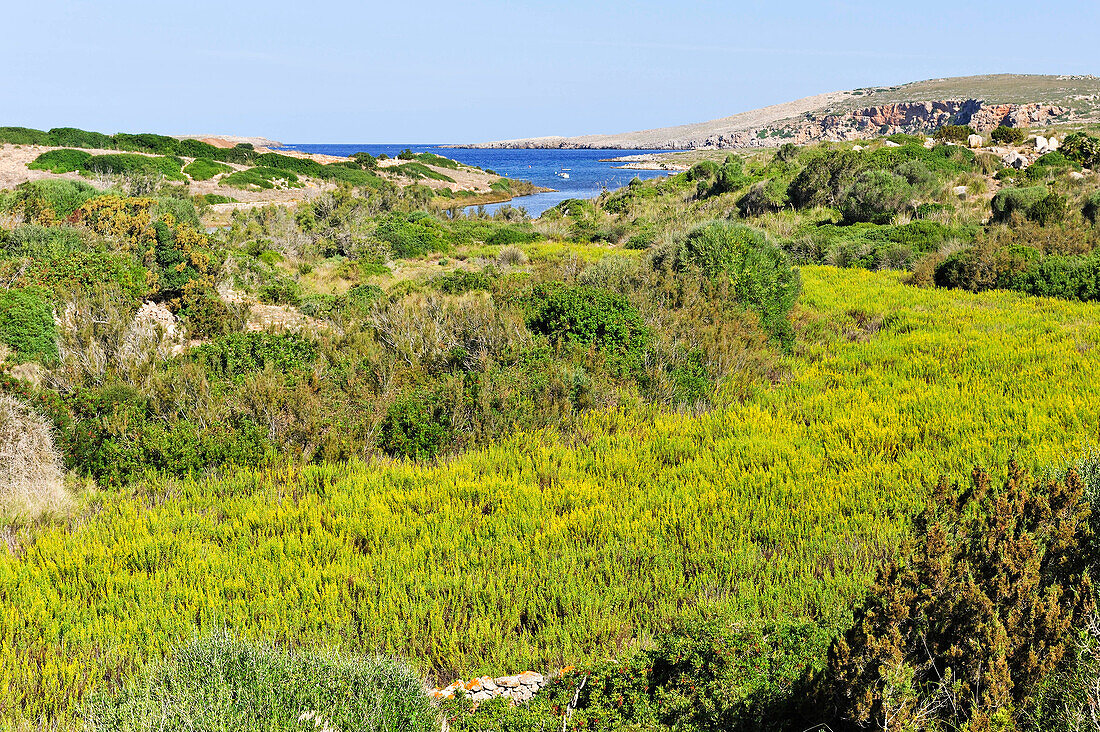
[0,394,67,516]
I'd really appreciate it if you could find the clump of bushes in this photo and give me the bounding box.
[932,123,976,143]
[183,158,232,181]
[991,125,1027,144]
[0,288,58,363]
[222,166,301,190]
[86,631,439,732]
[527,284,649,375]
[991,185,1050,223]
[821,463,1094,731]
[192,332,317,380]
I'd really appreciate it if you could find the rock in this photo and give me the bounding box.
[967,134,984,148]
[883,140,901,148]
[1003,152,1029,170]
[924,137,935,149]
[495,675,522,688]
[518,671,544,685]
[1048,136,1061,150]
[953,186,969,198]
[1034,135,1049,151]
[471,689,492,702]
[1071,171,1087,180]
[480,677,498,690]
[852,144,863,151]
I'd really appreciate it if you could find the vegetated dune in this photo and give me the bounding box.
[463,73,1100,150]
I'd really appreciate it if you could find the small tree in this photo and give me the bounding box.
[991,126,1027,145]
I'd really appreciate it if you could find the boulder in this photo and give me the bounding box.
[953,186,969,198]
[1034,135,1049,151]
[967,134,984,148]
[924,137,935,149]
[1048,136,1060,150]
[1003,152,1029,170]
[518,671,544,685]
[495,675,522,688]
[883,140,901,148]
[1071,171,1087,181]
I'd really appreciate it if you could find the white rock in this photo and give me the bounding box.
[852,144,864,151]
[495,675,522,688]
[1071,171,1087,180]
[518,671,544,685]
[1048,136,1060,150]
[1034,135,1049,150]
[471,690,492,702]
[884,140,901,148]
[967,134,984,148]
[924,137,935,149]
[953,186,969,198]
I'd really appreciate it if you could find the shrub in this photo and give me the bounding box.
[788,149,861,209]
[1,224,86,259]
[821,463,1095,731]
[258,278,301,305]
[839,169,913,223]
[1027,191,1069,226]
[0,126,49,145]
[178,289,243,339]
[374,212,450,258]
[48,127,113,149]
[991,186,1048,223]
[183,158,232,181]
[1084,191,1100,224]
[991,125,1027,145]
[738,179,788,216]
[83,153,185,181]
[527,284,649,375]
[0,288,58,363]
[932,123,976,143]
[14,178,99,219]
[222,167,301,190]
[200,194,238,205]
[0,394,66,516]
[86,631,439,732]
[434,269,491,294]
[676,221,801,344]
[378,388,454,460]
[112,132,179,155]
[192,332,316,380]
[1061,132,1100,167]
[27,148,93,174]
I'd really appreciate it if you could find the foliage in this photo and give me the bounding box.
[8,268,1100,725]
[0,287,57,363]
[932,124,976,143]
[822,463,1094,731]
[991,186,1050,223]
[86,631,439,732]
[374,211,451,258]
[81,153,186,181]
[1061,132,1100,168]
[222,166,302,190]
[839,169,913,224]
[675,221,801,345]
[377,387,454,460]
[183,158,232,181]
[192,332,317,381]
[991,125,1027,145]
[27,148,92,174]
[788,149,861,209]
[9,178,99,220]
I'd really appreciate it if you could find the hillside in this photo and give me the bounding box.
[463,73,1100,149]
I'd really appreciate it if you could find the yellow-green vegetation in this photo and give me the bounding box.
[4,267,1100,725]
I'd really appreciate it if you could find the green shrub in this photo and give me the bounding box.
[183,158,232,181]
[47,127,113,149]
[14,178,99,218]
[0,126,49,145]
[738,179,788,216]
[821,463,1094,731]
[152,196,201,228]
[392,162,455,183]
[788,149,861,209]
[374,212,450,258]
[434,269,491,294]
[22,249,150,302]
[839,169,913,223]
[1061,132,1100,167]
[932,123,976,143]
[178,139,222,159]
[200,194,238,205]
[991,186,1048,222]
[1027,191,1069,226]
[112,132,180,155]
[254,152,325,177]
[222,167,301,190]
[83,153,185,181]
[1,224,86,259]
[178,289,242,339]
[86,631,438,732]
[258,277,301,306]
[1025,151,1080,181]
[378,387,454,460]
[527,284,649,375]
[192,332,316,380]
[676,221,801,345]
[0,288,57,363]
[991,125,1027,145]
[1002,253,1100,301]
[685,160,719,181]
[1083,191,1100,224]
[27,148,92,174]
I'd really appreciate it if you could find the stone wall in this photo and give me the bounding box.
[429,670,547,704]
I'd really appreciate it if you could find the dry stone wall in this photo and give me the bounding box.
[429,670,547,704]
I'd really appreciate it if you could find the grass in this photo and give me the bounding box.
[0,394,66,517]
[5,266,1100,726]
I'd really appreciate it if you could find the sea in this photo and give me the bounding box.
[276,144,677,217]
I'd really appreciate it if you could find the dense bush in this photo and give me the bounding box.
[788,149,861,209]
[991,125,1027,144]
[48,127,113,149]
[27,148,93,174]
[932,123,976,143]
[378,387,454,460]
[821,463,1094,731]
[82,153,186,181]
[0,288,57,363]
[991,186,1049,223]
[1061,132,1100,167]
[10,178,99,220]
[222,166,301,190]
[675,221,801,344]
[0,126,50,145]
[374,211,450,258]
[1084,191,1100,224]
[839,169,913,223]
[183,158,232,181]
[527,284,649,374]
[191,332,317,380]
[87,632,439,732]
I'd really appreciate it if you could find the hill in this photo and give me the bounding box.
[463,73,1100,149]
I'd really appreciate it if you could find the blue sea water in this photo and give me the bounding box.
[277,144,676,217]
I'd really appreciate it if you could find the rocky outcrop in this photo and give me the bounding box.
[467,99,1071,150]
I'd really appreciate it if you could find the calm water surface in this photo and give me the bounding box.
[277,144,677,217]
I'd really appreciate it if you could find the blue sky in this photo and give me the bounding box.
[3,0,1097,143]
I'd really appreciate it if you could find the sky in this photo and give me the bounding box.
[3,0,1098,143]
